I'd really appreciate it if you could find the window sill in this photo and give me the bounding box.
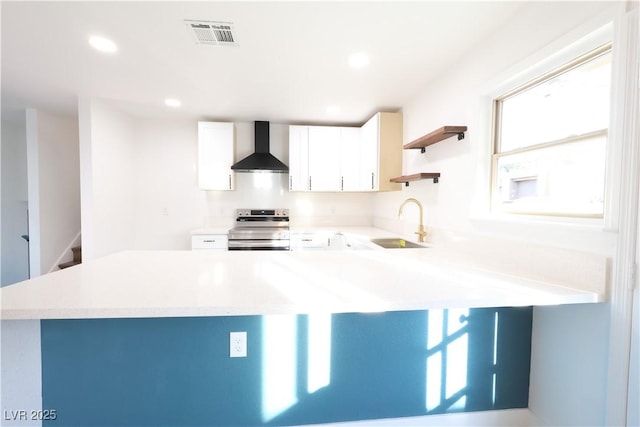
[469,211,615,233]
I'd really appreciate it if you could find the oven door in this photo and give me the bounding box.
[228,239,290,251]
[227,227,290,251]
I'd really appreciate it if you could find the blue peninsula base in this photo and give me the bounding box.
[41,307,532,426]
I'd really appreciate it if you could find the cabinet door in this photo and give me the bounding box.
[198,122,234,190]
[360,113,380,191]
[359,112,402,192]
[288,126,309,191]
[377,112,403,192]
[340,127,362,191]
[308,126,341,191]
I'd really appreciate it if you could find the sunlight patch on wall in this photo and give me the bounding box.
[425,308,470,412]
[307,313,332,393]
[262,315,298,422]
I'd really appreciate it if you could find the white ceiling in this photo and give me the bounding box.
[1,1,527,125]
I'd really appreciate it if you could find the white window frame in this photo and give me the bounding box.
[491,43,612,219]
[472,22,619,230]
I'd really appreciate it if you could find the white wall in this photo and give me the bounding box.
[372,2,624,426]
[1,116,29,286]
[25,109,80,276]
[0,320,42,427]
[529,304,611,426]
[131,118,204,250]
[37,111,80,273]
[79,98,136,260]
[25,110,41,277]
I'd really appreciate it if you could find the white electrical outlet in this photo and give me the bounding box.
[229,331,247,358]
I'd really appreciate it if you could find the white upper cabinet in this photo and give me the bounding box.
[197,121,235,191]
[340,127,362,191]
[289,125,357,192]
[308,126,342,191]
[360,112,403,192]
[360,114,379,191]
[287,112,402,192]
[288,125,309,191]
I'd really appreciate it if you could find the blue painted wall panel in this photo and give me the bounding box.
[41,308,531,426]
[41,316,263,426]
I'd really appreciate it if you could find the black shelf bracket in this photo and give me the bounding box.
[403,177,439,186]
[419,131,465,153]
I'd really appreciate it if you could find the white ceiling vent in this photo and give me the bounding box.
[185,20,238,47]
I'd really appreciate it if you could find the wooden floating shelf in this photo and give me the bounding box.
[404,126,467,153]
[390,173,441,186]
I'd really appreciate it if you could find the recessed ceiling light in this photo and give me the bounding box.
[164,98,182,108]
[326,105,341,115]
[348,52,370,68]
[89,35,118,53]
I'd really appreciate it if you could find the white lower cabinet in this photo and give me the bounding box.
[191,234,228,250]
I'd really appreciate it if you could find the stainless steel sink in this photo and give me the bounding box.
[370,238,427,249]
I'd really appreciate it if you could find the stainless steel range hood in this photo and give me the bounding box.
[231,121,288,173]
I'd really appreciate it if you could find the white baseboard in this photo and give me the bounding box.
[301,408,541,427]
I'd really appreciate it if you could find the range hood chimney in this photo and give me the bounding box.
[231,121,288,173]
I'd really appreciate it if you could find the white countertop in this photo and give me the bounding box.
[1,228,608,319]
[191,227,230,235]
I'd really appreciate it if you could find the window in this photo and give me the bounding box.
[492,44,612,217]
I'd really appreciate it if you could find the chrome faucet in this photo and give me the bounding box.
[398,198,427,243]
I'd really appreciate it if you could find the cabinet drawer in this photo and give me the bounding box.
[191,235,228,250]
[290,232,329,250]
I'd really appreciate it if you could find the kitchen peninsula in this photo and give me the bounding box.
[0,229,608,427]
[1,228,607,320]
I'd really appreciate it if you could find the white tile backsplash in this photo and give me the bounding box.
[201,172,375,228]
